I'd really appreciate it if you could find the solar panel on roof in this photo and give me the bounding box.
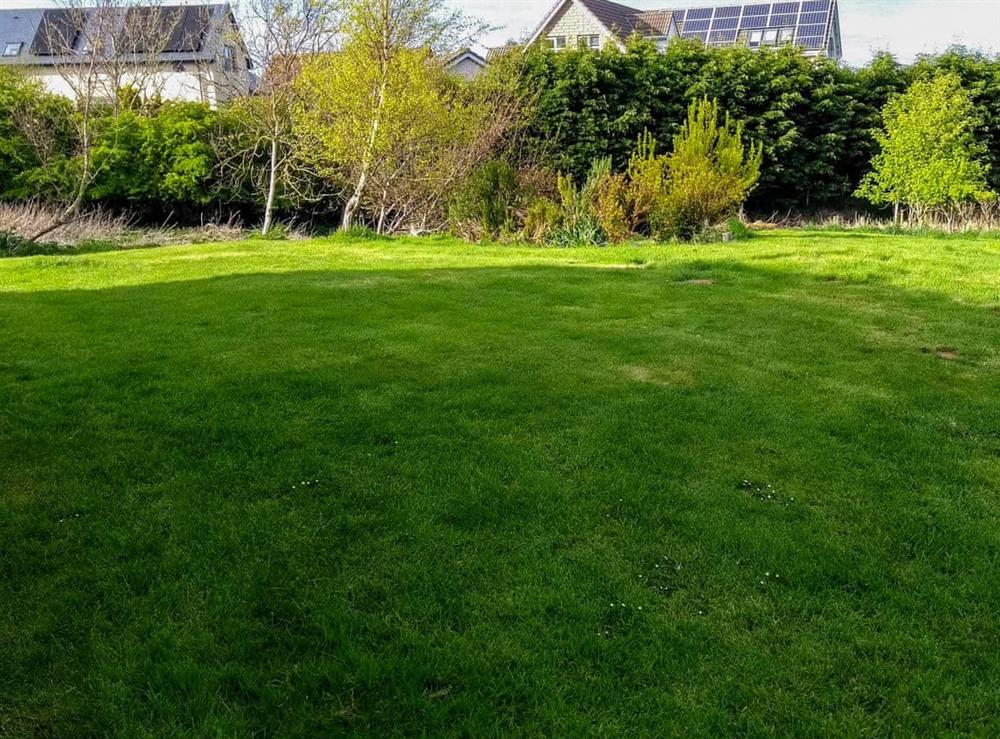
[122,6,209,53]
[168,6,210,52]
[668,1,839,58]
[799,11,828,24]
[798,23,826,36]
[31,8,83,55]
[710,29,738,42]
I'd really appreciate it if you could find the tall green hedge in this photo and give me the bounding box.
[515,40,1000,213]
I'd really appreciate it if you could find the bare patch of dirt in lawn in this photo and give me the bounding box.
[924,346,961,360]
[623,365,693,387]
[679,278,716,286]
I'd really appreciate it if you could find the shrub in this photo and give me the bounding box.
[626,131,667,235]
[548,159,609,246]
[726,216,754,241]
[523,197,561,243]
[655,98,762,241]
[592,173,632,243]
[89,102,218,209]
[449,160,520,240]
[591,132,669,242]
[0,69,77,201]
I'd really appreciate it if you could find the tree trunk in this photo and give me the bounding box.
[893,201,901,228]
[377,195,387,235]
[342,170,368,231]
[262,136,279,236]
[342,44,390,231]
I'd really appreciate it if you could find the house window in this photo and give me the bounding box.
[748,30,763,47]
[2,42,22,57]
[579,34,600,49]
[222,45,235,71]
[547,35,567,50]
[761,29,778,45]
[777,27,795,44]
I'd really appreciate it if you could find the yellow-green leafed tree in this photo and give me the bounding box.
[293,0,498,233]
[857,73,995,228]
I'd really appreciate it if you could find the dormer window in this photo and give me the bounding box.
[2,41,22,57]
[547,35,566,50]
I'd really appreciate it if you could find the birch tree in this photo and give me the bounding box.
[222,0,341,235]
[300,0,486,230]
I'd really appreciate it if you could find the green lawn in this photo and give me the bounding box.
[2,231,1000,736]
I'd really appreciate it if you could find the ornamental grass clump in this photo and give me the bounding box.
[548,158,610,247]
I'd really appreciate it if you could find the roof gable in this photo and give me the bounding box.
[527,0,678,48]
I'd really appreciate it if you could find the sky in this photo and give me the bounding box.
[1,0,998,66]
[465,0,1000,67]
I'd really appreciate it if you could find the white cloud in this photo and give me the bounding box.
[839,0,1000,66]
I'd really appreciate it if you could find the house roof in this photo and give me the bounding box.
[579,0,644,37]
[445,48,487,69]
[634,10,677,36]
[527,0,679,48]
[0,3,238,67]
[526,1,842,58]
[486,44,520,62]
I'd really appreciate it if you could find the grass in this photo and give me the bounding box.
[2,231,1000,736]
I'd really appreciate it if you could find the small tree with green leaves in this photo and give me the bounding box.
[857,73,995,228]
[655,98,762,241]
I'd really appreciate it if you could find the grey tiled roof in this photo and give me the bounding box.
[486,45,520,62]
[578,0,644,37]
[633,10,676,36]
[0,3,234,67]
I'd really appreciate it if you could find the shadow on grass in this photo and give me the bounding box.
[2,260,1000,736]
